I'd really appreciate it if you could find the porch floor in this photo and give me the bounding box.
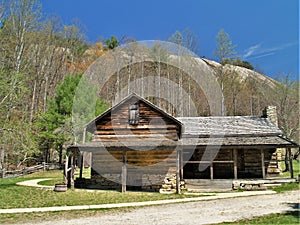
[184,178,297,192]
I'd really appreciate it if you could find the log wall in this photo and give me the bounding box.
[88,148,177,191]
[93,100,181,142]
[183,148,277,179]
[86,97,181,191]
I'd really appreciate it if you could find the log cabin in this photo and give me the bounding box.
[67,93,298,192]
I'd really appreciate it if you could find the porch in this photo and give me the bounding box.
[184,178,297,192]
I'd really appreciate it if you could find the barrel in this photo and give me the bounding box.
[54,183,67,192]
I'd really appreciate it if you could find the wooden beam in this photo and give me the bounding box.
[180,148,183,181]
[210,163,214,180]
[122,150,127,193]
[176,149,181,194]
[261,149,266,179]
[184,160,234,164]
[70,155,75,188]
[64,154,68,185]
[234,149,238,179]
[79,152,84,179]
[287,148,294,178]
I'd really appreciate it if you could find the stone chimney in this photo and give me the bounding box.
[263,106,282,176]
[263,106,278,126]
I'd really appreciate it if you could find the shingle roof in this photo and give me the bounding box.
[180,136,296,148]
[177,116,282,137]
[177,116,298,147]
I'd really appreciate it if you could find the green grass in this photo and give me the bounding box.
[37,168,91,186]
[0,170,193,210]
[0,168,299,224]
[0,169,206,224]
[220,211,299,224]
[269,182,299,193]
[281,160,300,178]
[0,208,129,224]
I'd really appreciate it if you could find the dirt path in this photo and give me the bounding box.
[21,190,299,225]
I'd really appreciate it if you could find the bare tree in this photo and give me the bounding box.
[213,29,238,116]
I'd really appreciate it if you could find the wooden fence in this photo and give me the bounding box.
[0,163,59,178]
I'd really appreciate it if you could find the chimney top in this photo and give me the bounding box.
[263,106,278,126]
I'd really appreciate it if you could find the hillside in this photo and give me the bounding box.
[202,58,277,88]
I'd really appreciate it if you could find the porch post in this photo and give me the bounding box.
[261,149,266,178]
[233,149,238,179]
[210,163,214,180]
[176,148,181,194]
[122,150,127,193]
[180,148,183,181]
[79,128,86,179]
[79,152,84,179]
[287,148,294,178]
[70,154,75,188]
[64,153,69,185]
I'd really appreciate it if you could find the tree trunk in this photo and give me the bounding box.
[43,76,49,112]
[29,79,37,123]
[283,149,289,172]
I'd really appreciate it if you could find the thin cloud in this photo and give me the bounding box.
[246,52,275,60]
[243,41,298,60]
[243,43,261,58]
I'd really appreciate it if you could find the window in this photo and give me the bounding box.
[129,104,139,125]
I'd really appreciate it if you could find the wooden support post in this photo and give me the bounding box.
[176,149,181,194]
[122,150,127,193]
[79,152,84,179]
[64,154,69,185]
[210,163,214,180]
[70,155,75,188]
[79,128,87,180]
[180,149,183,181]
[287,148,294,178]
[261,149,266,179]
[234,149,238,179]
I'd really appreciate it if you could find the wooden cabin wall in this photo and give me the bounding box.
[93,100,181,142]
[89,148,177,191]
[183,147,277,179]
[243,149,276,178]
[242,149,262,178]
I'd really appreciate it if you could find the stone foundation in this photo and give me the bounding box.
[75,174,121,190]
[232,180,267,191]
[75,172,184,192]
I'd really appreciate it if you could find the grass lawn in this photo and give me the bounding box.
[0,170,193,210]
[281,159,300,178]
[0,169,203,224]
[0,165,299,224]
[220,211,299,224]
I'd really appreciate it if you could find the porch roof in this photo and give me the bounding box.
[178,116,298,148]
[177,116,282,137]
[180,135,298,148]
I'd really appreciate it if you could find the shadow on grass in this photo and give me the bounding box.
[0,177,32,189]
[282,210,299,221]
[285,203,300,219]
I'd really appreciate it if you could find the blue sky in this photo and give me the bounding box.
[41,0,299,80]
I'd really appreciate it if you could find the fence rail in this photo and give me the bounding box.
[0,163,60,178]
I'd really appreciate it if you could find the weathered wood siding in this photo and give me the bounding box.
[89,97,180,191]
[93,99,180,142]
[183,148,276,179]
[90,148,177,191]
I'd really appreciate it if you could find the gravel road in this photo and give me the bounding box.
[23,190,299,225]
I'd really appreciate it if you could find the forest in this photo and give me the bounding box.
[0,0,298,170]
